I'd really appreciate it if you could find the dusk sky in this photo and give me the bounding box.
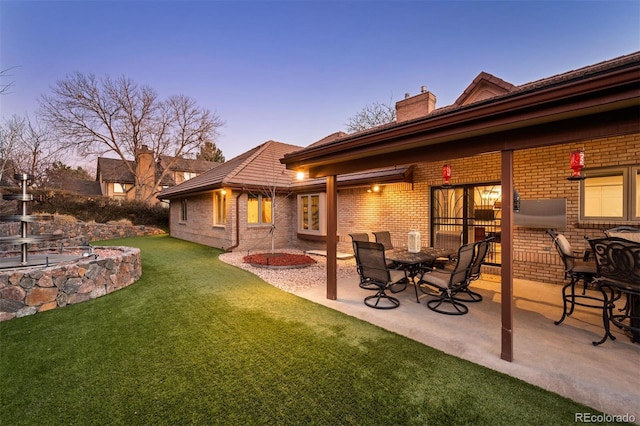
[1,1,639,165]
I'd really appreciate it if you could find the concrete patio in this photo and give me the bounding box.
[295,271,640,420]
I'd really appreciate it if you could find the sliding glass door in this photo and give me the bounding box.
[431,183,502,266]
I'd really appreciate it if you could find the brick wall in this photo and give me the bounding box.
[168,133,639,286]
[169,190,299,253]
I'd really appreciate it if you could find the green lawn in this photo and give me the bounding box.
[0,235,622,425]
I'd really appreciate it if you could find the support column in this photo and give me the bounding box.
[326,175,337,300]
[501,150,514,362]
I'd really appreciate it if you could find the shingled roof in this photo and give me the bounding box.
[97,155,220,187]
[158,141,303,199]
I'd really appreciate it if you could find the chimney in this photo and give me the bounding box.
[395,87,437,122]
[135,145,155,201]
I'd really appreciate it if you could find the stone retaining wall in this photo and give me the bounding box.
[0,220,165,252]
[0,246,141,322]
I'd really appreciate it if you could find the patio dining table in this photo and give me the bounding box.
[386,247,456,303]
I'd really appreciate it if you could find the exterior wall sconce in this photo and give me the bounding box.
[296,171,306,180]
[494,188,520,212]
[513,188,520,213]
[367,184,382,193]
[568,149,586,181]
[221,189,227,196]
[442,164,452,187]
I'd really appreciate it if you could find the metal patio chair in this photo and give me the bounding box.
[453,237,493,303]
[353,240,406,310]
[547,229,601,326]
[419,242,476,315]
[589,237,640,346]
[350,233,378,291]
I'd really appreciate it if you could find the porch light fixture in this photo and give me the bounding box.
[367,184,382,193]
[442,164,452,187]
[296,171,306,180]
[221,189,227,196]
[567,149,586,181]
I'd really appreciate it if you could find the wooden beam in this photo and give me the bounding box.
[326,175,337,300]
[500,150,515,362]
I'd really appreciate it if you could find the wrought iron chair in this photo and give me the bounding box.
[604,226,640,243]
[353,241,406,309]
[418,242,476,315]
[588,237,640,346]
[547,229,601,326]
[349,233,377,290]
[453,237,493,303]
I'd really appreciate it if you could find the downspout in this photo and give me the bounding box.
[225,191,241,252]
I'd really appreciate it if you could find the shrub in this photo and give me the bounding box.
[26,189,168,228]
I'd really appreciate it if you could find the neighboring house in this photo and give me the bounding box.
[161,51,639,289]
[97,146,220,203]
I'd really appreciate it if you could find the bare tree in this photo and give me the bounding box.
[0,66,18,95]
[39,72,224,203]
[0,115,24,183]
[345,98,396,133]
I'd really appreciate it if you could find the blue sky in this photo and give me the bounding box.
[1,0,639,165]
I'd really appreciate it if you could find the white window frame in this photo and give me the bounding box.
[113,183,127,193]
[213,190,226,226]
[183,171,197,181]
[247,193,273,225]
[297,193,326,235]
[580,165,639,222]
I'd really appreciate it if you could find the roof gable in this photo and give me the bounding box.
[96,157,135,183]
[454,72,515,107]
[158,140,304,198]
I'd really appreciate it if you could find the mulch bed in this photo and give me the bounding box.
[243,252,317,268]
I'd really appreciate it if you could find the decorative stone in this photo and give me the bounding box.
[16,306,38,317]
[0,298,24,313]
[25,287,59,306]
[39,301,57,312]
[1,286,26,301]
[63,278,83,294]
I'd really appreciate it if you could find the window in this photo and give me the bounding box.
[113,183,126,193]
[181,199,188,222]
[247,194,272,225]
[581,166,639,221]
[298,193,326,235]
[183,171,197,181]
[213,190,226,225]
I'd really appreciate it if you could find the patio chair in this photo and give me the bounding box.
[353,240,406,309]
[547,229,601,326]
[350,233,377,290]
[604,226,640,243]
[453,237,493,303]
[419,242,476,315]
[588,237,640,345]
[373,231,394,250]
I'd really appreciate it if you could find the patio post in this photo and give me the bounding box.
[500,149,515,362]
[326,175,338,300]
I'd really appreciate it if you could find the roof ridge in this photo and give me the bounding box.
[224,141,274,182]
